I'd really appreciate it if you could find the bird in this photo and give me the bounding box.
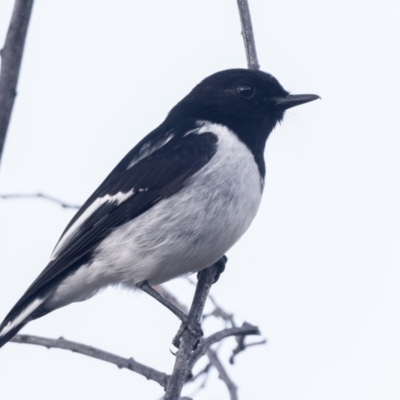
[0,68,319,348]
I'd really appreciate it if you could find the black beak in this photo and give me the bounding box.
[273,94,320,110]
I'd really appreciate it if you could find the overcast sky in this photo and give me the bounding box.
[0,1,399,399]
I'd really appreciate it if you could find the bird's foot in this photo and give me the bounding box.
[172,318,203,350]
[173,256,227,349]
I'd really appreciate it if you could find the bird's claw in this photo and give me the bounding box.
[172,318,203,350]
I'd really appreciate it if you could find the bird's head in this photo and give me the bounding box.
[169,68,319,152]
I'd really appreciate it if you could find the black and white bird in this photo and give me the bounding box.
[0,69,318,348]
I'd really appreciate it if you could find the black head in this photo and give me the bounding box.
[169,68,318,155]
[166,69,319,176]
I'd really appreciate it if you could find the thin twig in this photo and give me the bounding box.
[207,349,238,400]
[0,192,80,209]
[189,323,260,371]
[164,263,221,400]
[0,0,35,168]
[230,336,267,365]
[189,362,211,385]
[10,334,170,389]
[203,293,236,327]
[236,0,260,70]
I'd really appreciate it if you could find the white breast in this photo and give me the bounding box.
[47,122,263,308]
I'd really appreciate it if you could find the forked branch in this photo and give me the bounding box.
[10,321,260,396]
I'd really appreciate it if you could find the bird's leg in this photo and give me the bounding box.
[136,280,202,349]
[137,255,227,350]
[136,281,188,322]
[173,255,228,349]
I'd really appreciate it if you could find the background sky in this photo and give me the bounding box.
[0,1,399,399]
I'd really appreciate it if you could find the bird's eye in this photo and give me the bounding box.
[236,83,255,98]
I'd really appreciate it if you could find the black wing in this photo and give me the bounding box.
[7,126,218,315]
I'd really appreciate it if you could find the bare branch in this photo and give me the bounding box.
[0,192,80,209]
[236,0,260,70]
[10,334,170,389]
[164,263,221,400]
[0,0,34,167]
[189,323,260,371]
[207,349,238,400]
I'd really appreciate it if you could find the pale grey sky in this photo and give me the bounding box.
[0,1,399,399]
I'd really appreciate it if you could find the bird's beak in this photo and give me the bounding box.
[273,94,320,110]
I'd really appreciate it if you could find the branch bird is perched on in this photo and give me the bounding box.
[0,69,319,348]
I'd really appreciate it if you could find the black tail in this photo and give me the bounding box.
[0,323,27,348]
[0,296,47,349]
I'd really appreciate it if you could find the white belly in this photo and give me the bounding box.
[47,122,263,308]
